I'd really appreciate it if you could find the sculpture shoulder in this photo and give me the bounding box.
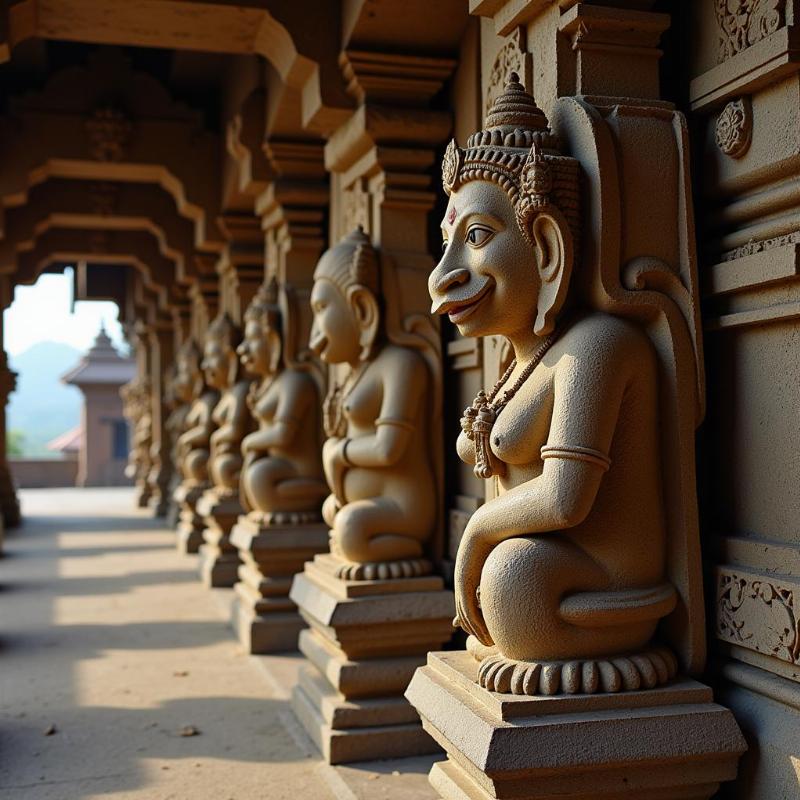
[558,312,655,377]
[278,367,317,391]
[376,342,428,376]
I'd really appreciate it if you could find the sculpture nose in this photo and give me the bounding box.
[430,265,470,298]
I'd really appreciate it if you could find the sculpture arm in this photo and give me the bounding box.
[341,350,426,468]
[242,419,300,455]
[242,373,311,455]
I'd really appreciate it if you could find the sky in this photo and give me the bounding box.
[4,269,127,357]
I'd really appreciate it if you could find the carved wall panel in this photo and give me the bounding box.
[714,0,786,63]
[717,566,800,669]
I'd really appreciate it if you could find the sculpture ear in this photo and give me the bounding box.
[267,328,282,373]
[531,209,573,336]
[227,348,239,387]
[347,285,380,362]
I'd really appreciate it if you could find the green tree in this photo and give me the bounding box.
[7,429,25,457]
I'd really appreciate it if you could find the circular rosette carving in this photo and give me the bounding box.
[441,139,462,195]
[715,98,752,159]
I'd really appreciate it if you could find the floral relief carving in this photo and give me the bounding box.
[85,107,133,162]
[714,0,785,63]
[341,180,370,237]
[715,98,752,158]
[484,29,530,121]
[717,568,800,664]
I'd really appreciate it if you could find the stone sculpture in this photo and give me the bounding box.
[406,75,745,800]
[309,226,437,580]
[163,349,194,526]
[196,312,254,586]
[427,73,688,695]
[238,280,327,524]
[121,377,152,507]
[173,338,218,553]
[229,280,329,653]
[289,228,454,764]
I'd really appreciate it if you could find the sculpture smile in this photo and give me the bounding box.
[437,280,494,324]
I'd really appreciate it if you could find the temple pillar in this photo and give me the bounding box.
[125,322,153,508]
[288,44,460,763]
[146,314,175,517]
[405,3,747,798]
[229,139,330,654]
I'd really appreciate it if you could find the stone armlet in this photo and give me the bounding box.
[540,444,611,472]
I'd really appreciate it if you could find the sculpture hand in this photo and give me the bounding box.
[453,529,493,646]
[322,437,348,502]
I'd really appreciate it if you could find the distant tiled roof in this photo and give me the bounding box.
[47,425,82,453]
[61,324,136,386]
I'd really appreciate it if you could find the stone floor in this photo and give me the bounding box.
[0,488,440,800]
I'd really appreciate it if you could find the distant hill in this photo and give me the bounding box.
[8,342,83,457]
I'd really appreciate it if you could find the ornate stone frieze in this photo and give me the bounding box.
[717,566,800,665]
[715,0,785,63]
[720,231,800,262]
[715,98,752,158]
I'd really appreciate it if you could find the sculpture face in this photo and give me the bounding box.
[309,278,361,365]
[237,319,275,379]
[431,181,539,341]
[201,340,230,390]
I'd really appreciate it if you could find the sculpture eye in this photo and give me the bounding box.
[466,226,493,247]
[441,239,449,253]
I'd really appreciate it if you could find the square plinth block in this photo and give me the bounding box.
[197,491,242,588]
[174,483,207,554]
[291,663,439,764]
[406,650,747,800]
[288,554,455,764]
[229,519,329,654]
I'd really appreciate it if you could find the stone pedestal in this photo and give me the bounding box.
[196,490,242,588]
[229,517,329,653]
[406,651,747,800]
[289,553,454,764]
[174,483,207,554]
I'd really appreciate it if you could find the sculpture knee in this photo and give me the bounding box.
[213,453,242,489]
[185,449,209,482]
[245,459,284,510]
[333,505,373,563]
[479,536,605,662]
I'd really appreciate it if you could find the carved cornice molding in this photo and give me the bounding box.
[559,4,669,54]
[340,50,456,106]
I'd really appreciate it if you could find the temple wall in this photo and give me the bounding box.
[687,2,800,795]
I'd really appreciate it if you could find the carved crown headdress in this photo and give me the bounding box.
[442,73,579,246]
[314,226,381,297]
[206,312,241,350]
[244,278,281,330]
